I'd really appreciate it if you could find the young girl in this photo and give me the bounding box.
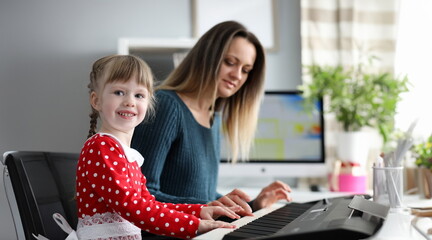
[75,55,239,239]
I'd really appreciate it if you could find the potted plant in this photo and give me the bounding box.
[414,135,432,169]
[299,60,410,165]
[413,135,432,198]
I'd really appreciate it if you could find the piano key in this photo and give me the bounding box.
[222,203,313,240]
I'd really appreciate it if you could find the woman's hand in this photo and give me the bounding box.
[253,180,292,211]
[208,189,254,216]
[200,205,241,220]
[197,219,236,235]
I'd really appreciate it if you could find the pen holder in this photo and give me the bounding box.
[373,166,404,208]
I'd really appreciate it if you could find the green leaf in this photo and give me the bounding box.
[299,63,410,146]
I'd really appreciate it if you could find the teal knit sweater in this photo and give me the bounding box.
[131,90,222,204]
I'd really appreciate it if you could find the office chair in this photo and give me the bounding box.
[3,151,79,239]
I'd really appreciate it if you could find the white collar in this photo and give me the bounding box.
[97,133,144,167]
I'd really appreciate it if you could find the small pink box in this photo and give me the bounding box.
[338,174,367,194]
[329,173,367,194]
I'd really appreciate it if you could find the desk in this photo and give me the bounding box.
[195,188,432,240]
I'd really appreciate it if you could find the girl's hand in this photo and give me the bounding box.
[200,205,242,220]
[208,189,254,216]
[197,219,236,235]
[253,180,292,211]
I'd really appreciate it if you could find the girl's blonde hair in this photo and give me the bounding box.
[87,55,155,138]
[158,21,266,163]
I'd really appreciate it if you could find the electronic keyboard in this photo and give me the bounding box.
[222,195,389,240]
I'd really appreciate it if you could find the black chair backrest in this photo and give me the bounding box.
[4,151,79,239]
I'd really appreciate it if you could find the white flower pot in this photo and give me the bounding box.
[336,131,371,166]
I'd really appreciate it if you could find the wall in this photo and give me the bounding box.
[0,0,301,155]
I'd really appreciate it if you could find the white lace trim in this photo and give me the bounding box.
[77,212,141,240]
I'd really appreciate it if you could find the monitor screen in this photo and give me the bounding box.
[219,90,326,178]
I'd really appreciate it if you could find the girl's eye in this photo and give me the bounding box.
[114,90,124,96]
[135,93,145,99]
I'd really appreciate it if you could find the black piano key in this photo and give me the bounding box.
[248,220,286,228]
[258,215,296,221]
[223,202,314,240]
[234,227,275,235]
[249,219,282,226]
[253,211,302,222]
[225,231,263,240]
[240,223,281,231]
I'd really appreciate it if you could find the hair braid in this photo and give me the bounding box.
[87,108,98,139]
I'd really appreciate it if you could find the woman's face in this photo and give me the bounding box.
[217,37,256,98]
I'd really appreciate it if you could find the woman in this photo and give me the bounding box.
[131,21,292,217]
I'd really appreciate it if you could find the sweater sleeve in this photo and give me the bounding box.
[84,136,202,239]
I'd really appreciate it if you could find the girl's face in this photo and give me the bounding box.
[91,76,149,136]
[217,37,256,98]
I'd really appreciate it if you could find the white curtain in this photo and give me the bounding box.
[301,0,400,72]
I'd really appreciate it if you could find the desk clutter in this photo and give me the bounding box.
[329,121,417,204]
[409,204,432,239]
[321,121,432,239]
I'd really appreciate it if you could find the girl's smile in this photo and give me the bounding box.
[117,110,137,119]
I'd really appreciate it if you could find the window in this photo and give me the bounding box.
[394,0,432,140]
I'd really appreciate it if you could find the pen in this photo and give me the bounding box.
[375,155,384,167]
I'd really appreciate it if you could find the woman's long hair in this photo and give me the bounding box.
[158,21,266,163]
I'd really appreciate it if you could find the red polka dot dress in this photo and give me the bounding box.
[76,133,204,239]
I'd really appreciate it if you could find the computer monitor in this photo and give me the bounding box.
[219,90,327,178]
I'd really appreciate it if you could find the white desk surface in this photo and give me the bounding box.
[194,188,432,240]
